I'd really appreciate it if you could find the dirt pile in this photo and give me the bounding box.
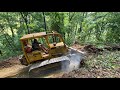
[71,44,84,50]
[0,56,21,69]
[0,56,27,78]
[83,45,103,53]
[71,44,103,54]
[104,45,120,51]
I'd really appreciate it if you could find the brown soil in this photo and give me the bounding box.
[58,67,120,78]
[57,44,120,78]
[0,44,119,78]
[83,45,103,53]
[0,57,20,69]
[71,44,104,53]
[0,56,27,78]
[104,45,120,51]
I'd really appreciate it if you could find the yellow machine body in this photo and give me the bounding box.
[20,32,68,65]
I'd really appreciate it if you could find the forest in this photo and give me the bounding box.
[0,12,120,60]
[0,12,120,78]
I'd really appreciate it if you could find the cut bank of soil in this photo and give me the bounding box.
[0,57,20,69]
[0,56,27,78]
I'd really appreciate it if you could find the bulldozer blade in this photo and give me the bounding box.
[28,56,70,77]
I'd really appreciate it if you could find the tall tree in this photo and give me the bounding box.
[42,12,47,31]
[20,12,30,34]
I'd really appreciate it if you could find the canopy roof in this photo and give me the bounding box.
[20,32,61,41]
[20,32,47,40]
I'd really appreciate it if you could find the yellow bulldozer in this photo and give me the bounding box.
[19,31,84,77]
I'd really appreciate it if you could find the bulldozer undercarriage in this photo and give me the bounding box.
[28,56,70,77]
[19,48,85,78]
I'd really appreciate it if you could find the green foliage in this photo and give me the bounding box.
[0,12,120,60]
[86,51,120,70]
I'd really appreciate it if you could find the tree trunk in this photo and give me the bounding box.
[69,12,75,21]
[0,50,2,56]
[42,12,47,31]
[5,15,15,38]
[20,12,30,34]
[10,26,15,38]
[78,12,86,33]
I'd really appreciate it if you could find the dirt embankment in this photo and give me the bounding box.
[0,56,27,78]
[0,57,20,69]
